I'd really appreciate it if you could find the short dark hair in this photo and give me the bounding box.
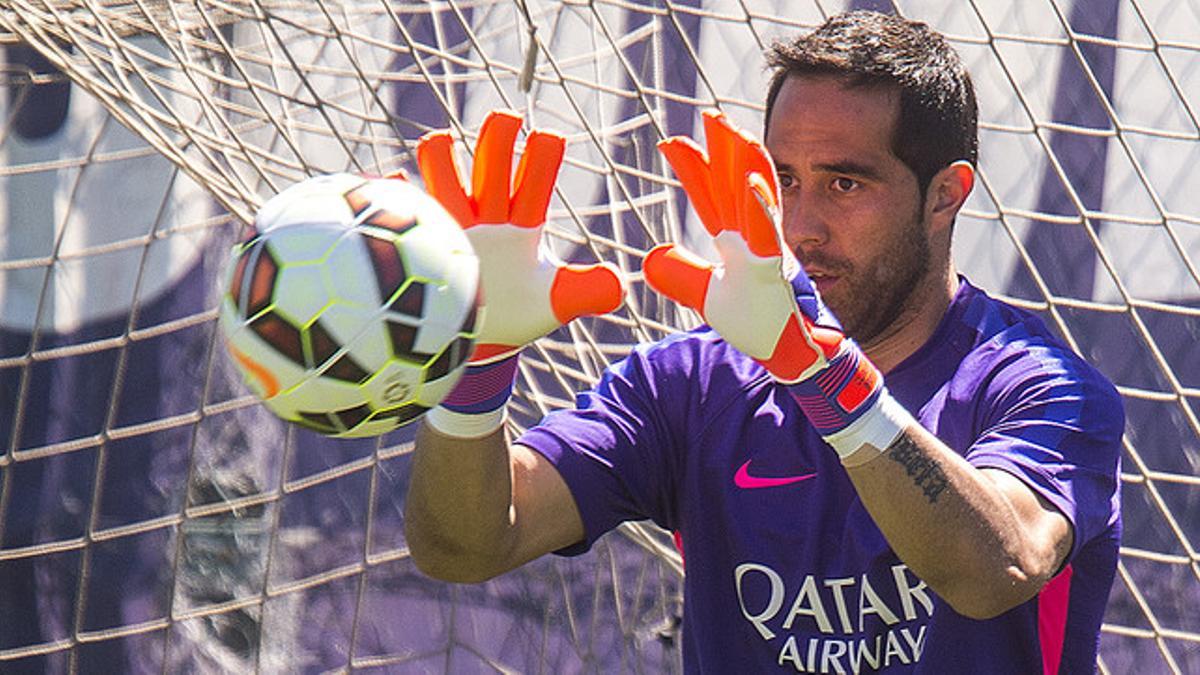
[764,11,978,196]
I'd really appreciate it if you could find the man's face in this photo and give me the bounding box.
[765,75,932,346]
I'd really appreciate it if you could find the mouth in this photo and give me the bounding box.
[805,269,838,295]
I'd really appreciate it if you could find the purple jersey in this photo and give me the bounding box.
[519,278,1123,673]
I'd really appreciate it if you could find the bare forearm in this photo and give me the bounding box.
[404,421,516,582]
[845,425,1064,618]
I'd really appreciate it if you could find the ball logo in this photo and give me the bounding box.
[383,373,414,404]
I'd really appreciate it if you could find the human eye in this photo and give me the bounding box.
[830,176,859,193]
[778,172,796,189]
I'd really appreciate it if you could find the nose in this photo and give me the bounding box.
[781,194,828,251]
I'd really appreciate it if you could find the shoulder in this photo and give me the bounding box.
[944,285,1124,455]
[938,280,1124,440]
[981,332,1123,435]
[952,279,1058,350]
[952,282,1114,393]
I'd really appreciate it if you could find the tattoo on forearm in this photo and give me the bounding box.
[886,434,949,503]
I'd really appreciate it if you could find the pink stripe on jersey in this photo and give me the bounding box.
[1038,564,1074,675]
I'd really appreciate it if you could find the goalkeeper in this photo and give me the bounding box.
[406,11,1122,674]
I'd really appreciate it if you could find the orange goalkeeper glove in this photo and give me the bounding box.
[416,109,626,437]
[643,111,910,464]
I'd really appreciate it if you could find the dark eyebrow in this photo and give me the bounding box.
[773,160,796,175]
[814,160,885,182]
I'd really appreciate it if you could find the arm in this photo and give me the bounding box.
[403,110,624,582]
[846,425,1072,618]
[405,424,584,583]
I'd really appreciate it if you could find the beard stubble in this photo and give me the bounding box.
[800,205,931,346]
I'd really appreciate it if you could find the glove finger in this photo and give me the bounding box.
[643,243,714,316]
[416,131,474,228]
[472,110,523,223]
[733,125,779,207]
[747,144,779,208]
[702,111,743,234]
[510,130,566,228]
[658,137,722,237]
[549,262,626,323]
[744,172,783,257]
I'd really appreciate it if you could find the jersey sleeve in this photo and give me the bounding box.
[514,334,696,555]
[964,338,1124,562]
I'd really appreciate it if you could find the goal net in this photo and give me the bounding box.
[0,0,1196,672]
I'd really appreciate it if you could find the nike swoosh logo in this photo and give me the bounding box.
[734,460,817,489]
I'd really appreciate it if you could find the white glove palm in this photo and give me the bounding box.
[417,110,625,364]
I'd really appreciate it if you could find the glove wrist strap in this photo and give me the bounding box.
[824,392,911,466]
[424,355,520,439]
[784,343,881,433]
[783,344,911,465]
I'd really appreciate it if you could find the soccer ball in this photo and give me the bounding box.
[219,173,479,437]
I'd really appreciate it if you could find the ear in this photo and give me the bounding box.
[925,160,974,231]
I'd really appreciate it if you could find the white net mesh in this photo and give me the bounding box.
[0,0,1196,672]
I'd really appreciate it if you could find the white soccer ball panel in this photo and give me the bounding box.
[397,211,473,282]
[367,360,425,408]
[263,222,346,265]
[272,263,331,326]
[255,173,361,232]
[319,303,392,372]
[338,417,410,438]
[412,260,478,354]
[268,371,377,427]
[326,234,384,307]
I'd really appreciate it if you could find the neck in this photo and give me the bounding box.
[861,266,958,374]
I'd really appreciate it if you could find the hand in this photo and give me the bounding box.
[415,109,626,437]
[417,109,625,364]
[644,110,848,383]
[644,111,897,453]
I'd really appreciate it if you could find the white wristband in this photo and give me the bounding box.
[823,391,912,466]
[423,405,506,439]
